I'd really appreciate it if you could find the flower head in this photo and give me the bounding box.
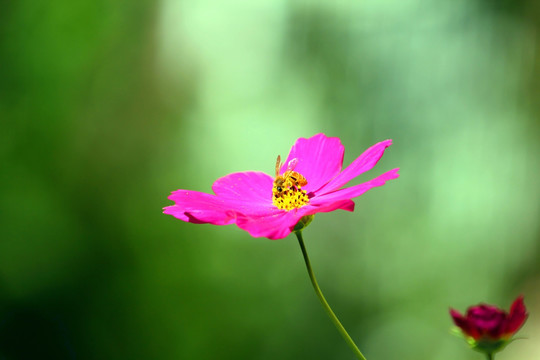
[164,133,399,239]
[450,296,528,355]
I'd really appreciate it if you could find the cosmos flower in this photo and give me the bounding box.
[450,296,528,355]
[164,133,399,239]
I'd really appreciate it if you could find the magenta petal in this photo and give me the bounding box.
[211,171,280,217]
[505,296,528,335]
[311,168,399,205]
[450,309,467,329]
[212,171,274,202]
[321,140,393,193]
[163,190,237,225]
[304,199,355,214]
[236,210,305,239]
[282,133,344,192]
[450,309,478,339]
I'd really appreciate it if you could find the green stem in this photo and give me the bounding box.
[486,353,493,360]
[295,231,367,360]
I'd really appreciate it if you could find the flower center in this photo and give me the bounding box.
[272,186,309,210]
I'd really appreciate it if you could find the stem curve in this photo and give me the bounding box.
[295,231,367,360]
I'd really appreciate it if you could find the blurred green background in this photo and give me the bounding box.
[1,0,539,359]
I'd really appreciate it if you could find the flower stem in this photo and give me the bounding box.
[486,353,494,360]
[295,231,367,360]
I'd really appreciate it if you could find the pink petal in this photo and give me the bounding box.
[505,296,528,335]
[236,196,356,239]
[212,171,274,202]
[211,171,282,217]
[163,190,238,225]
[282,133,344,193]
[321,140,394,193]
[310,168,399,205]
[303,199,355,214]
[236,209,305,239]
[450,308,479,339]
[450,309,467,327]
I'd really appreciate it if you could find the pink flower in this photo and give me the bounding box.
[164,133,399,239]
[450,296,528,341]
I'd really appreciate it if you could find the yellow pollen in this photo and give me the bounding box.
[272,187,309,210]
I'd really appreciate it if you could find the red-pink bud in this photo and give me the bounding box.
[450,296,528,356]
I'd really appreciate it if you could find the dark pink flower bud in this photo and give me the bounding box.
[450,296,528,356]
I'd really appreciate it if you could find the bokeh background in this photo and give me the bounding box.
[1,0,539,359]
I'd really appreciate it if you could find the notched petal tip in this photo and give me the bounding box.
[163,190,237,225]
[311,168,400,206]
[377,139,393,148]
[319,139,397,193]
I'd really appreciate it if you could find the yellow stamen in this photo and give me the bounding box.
[272,187,309,210]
